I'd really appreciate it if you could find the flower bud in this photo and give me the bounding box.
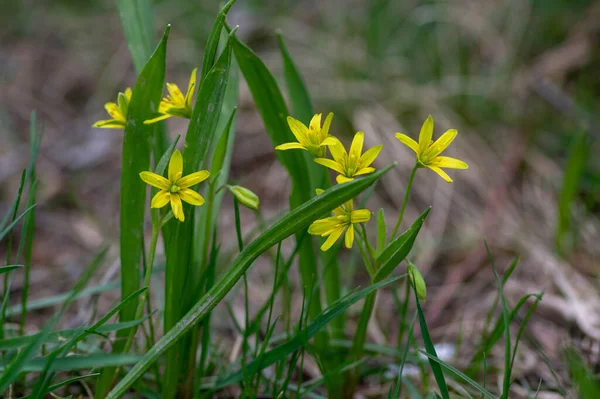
[228,185,260,210]
[408,262,427,301]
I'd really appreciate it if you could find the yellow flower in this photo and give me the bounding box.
[314,132,383,184]
[139,149,209,222]
[144,68,197,124]
[275,113,338,157]
[395,115,468,183]
[308,189,371,251]
[92,88,132,129]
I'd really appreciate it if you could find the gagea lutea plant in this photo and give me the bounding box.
[0,1,541,399]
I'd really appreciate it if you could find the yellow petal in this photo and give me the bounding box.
[319,137,338,147]
[140,171,170,190]
[314,158,345,175]
[344,224,355,248]
[144,114,172,125]
[169,150,183,182]
[309,217,341,235]
[428,156,468,169]
[395,133,419,154]
[92,119,126,129]
[423,129,458,161]
[336,175,354,184]
[418,115,434,155]
[124,87,132,101]
[170,194,185,222]
[287,116,309,144]
[104,102,122,120]
[349,132,364,160]
[320,112,334,142]
[177,170,210,188]
[275,142,307,151]
[360,144,383,168]
[179,188,205,206]
[327,137,347,164]
[185,68,198,109]
[351,209,371,223]
[166,82,186,106]
[354,167,376,176]
[427,166,453,183]
[321,226,345,251]
[151,190,170,208]
[309,113,322,134]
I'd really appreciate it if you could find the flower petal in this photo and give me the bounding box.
[418,115,434,155]
[349,132,364,160]
[314,158,345,175]
[185,68,198,109]
[320,112,334,142]
[170,194,185,222]
[144,114,172,125]
[177,170,210,188]
[336,175,354,184]
[166,82,185,106]
[319,137,338,147]
[309,217,341,235]
[328,138,347,164]
[360,144,383,168]
[309,113,322,134]
[140,171,170,190]
[428,156,468,169]
[426,165,453,183]
[344,224,355,248]
[92,119,126,129]
[351,209,371,223]
[354,167,376,176]
[321,226,345,251]
[169,150,183,182]
[275,142,307,151]
[287,116,309,144]
[423,129,458,161]
[151,190,170,208]
[395,133,419,154]
[124,87,132,101]
[104,102,122,120]
[179,188,205,206]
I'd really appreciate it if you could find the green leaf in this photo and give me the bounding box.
[0,265,23,275]
[277,32,314,124]
[213,275,403,390]
[201,0,237,81]
[0,204,36,243]
[376,208,386,255]
[0,354,143,373]
[106,164,395,398]
[374,207,430,282]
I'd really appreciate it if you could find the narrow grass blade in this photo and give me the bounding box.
[0,247,106,393]
[23,373,100,398]
[106,165,395,398]
[414,290,450,399]
[418,351,498,399]
[0,204,36,243]
[214,275,403,390]
[0,354,143,373]
[375,207,430,282]
[376,208,386,255]
[564,347,600,398]
[0,265,23,274]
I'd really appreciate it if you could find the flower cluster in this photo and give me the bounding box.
[278,113,468,251]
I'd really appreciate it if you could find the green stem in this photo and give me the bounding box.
[396,278,411,350]
[391,162,419,240]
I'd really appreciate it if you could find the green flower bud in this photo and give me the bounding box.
[228,185,260,210]
[408,262,427,301]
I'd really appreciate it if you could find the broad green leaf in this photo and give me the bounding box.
[213,275,403,390]
[95,26,169,399]
[374,207,430,282]
[106,165,395,398]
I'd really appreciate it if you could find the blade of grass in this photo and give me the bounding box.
[0,204,36,243]
[200,0,237,81]
[94,25,169,399]
[0,265,23,274]
[106,164,395,398]
[0,354,143,373]
[214,275,403,390]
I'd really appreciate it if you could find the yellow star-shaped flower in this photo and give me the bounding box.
[92,88,132,129]
[275,113,338,157]
[144,68,197,124]
[308,190,371,251]
[314,132,383,184]
[395,115,468,183]
[139,149,209,222]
